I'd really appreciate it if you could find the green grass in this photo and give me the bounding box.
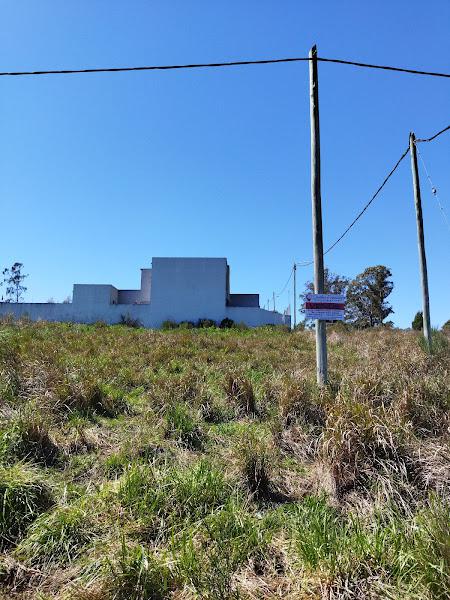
[0,320,449,599]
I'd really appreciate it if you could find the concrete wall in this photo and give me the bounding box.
[140,269,151,302]
[228,294,259,308]
[226,307,290,327]
[73,285,118,307]
[150,257,228,326]
[117,290,141,304]
[0,258,290,328]
[0,302,290,328]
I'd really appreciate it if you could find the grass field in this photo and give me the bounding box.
[0,321,449,599]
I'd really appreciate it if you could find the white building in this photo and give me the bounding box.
[0,258,290,328]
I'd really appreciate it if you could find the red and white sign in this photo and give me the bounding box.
[304,293,346,321]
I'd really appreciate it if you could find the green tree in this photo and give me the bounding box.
[301,268,349,306]
[346,265,393,328]
[412,311,423,331]
[1,262,28,303]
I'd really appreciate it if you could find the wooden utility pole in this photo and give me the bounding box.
[409,132,432,350]
[293,263,297,329]
[309,45,327,385]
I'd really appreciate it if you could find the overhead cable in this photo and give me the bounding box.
[417,146,450,233]
[296,147,410,268]
[1,56,450,78]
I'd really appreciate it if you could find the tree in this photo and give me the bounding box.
[412,311,423,331]
[346,265,393,328]
[301,268,349,306]
[1,262,28,303]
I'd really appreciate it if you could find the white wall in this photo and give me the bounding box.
[0,258,290,328]
[150,257,228,325]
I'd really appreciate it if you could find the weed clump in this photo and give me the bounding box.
[0,410,59,466]
[235,429,275,500]
[0,464,53,550]
[15,499,96,566]
[165,403,203,450]
[225,374,257,416]
[107,540,174,600]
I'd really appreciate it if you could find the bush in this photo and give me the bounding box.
[197,318,216,328]
[120,314,142,328]
[0,464,53,550]
[161,320,178,330]
[219,318,234,329]
[412,311,423,331]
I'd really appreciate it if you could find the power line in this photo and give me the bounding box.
[275,266,294,297]
[295,123,450,268]
[317,57,450,79]
[296,147,410,268]
[1,56,450,78]
[417,146,450,233]
[415,124,450,143]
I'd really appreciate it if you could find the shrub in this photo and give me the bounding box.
[120,314,142,328]
[0,464,53,550]
[220,318,234,329]
[197,318,216,328]
[178,321,194,329]
[161,320,178,330]
[412,311,423,331]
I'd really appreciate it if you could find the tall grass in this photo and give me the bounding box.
[0,321,448,599]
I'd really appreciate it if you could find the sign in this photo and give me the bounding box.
[304,293,346,321]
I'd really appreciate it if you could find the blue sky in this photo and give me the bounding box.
[1,1,449,327]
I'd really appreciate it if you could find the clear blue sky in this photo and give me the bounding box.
[1,1,449,327]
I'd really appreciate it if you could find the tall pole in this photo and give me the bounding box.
[273,291,276,312]
[293,263,297,329]
[309,45,327,385]
[409,132,432,350]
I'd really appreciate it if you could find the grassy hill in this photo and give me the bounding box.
[0,321,449,599]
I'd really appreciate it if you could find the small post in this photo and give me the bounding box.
[409,132,432,350]
[293,263,297,329]
[309,44,327,385]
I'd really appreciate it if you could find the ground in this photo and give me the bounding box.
[0,321,449,599]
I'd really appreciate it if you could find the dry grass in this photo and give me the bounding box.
[0,321,449,599]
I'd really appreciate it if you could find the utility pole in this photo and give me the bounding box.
[273,292,276,312]
[293,263,297,329]
[409,132,432,350]
[309,44,327,385]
